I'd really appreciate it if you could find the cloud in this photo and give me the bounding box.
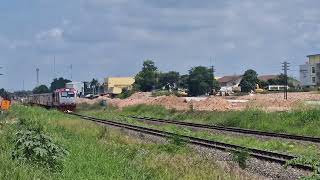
[2,0,320,90]
[36,28,64,40]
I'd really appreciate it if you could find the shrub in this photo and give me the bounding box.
[232,149,249,169]
[11,129,68,171]
[117,88,135,99]
[286,156,320,180]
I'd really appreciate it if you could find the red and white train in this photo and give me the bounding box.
[27,88,77,111]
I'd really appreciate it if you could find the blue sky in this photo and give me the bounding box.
[1,0,320,91]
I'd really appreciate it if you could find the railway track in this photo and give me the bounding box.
[67,112,312,171]
[127,115,320,143]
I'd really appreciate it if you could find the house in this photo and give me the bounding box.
[217,75,243,92]
[299,54,320,87]
[258,75,278,82]
[104,77,135,95]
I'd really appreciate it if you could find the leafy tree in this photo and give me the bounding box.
[50,77,71,91]
[158,71,180,90]
[179,74,189,89]
[33,85,50,94]
[212,78,221,92]
[0,88,10,100]
[89,78,100,94]
[188,66,213,96]
[134,60,158,92]
[239,69,258,92]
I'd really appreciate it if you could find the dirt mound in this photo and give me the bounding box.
[192,97,232,111]
[151,96,189,111]
[129,92,151,99]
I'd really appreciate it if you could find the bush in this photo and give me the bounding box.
[11,129,68,171]
[286,156,320,180]
[232,149,249,169]
[117,88,135,99]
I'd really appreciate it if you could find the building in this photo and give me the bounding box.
[66,82,85,97]
[299,54,320,87]
[217,75,243,92]
[104,77,135,95]
[258,75,278,82]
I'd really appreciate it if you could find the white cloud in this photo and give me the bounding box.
[36,28,64,40]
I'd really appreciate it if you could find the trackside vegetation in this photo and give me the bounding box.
[118,104,320,137]
[0,105,259,179]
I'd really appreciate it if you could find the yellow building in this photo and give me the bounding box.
[307,54,320,64]
[104,77,135,95]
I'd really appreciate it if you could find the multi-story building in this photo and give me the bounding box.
[104,77,135,95]
[299,54,320,87]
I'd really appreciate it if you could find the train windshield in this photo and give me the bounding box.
[61,92,75,98]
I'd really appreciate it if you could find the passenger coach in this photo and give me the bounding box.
[27,88,77,111]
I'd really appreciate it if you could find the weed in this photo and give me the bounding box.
[232,149,249,169]
[286,156,320,180]
[170,135,186,147]
[12,129,68,172]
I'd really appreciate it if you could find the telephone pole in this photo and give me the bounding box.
[70,64,73,81]
[210,65,215,95]
[282,61,290,100]
[36,68,40,86]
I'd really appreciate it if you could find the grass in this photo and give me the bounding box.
[117,104,320,138]
[76,104,320,158]
[0,105,256,180]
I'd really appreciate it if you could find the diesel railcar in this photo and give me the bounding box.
[27,88,77,111]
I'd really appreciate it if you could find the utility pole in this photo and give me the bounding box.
[210,65,215,95]
[53,56,56,78]
[70,64,73,81]
[36,68,40,86]
[282,61,290,100]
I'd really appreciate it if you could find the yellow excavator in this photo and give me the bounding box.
[255,84,265,93]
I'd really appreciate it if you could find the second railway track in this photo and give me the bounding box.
[127,115,320,143]
[68,112,312,171]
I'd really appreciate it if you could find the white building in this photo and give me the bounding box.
[299,54,320,87]
[66,82,85,97]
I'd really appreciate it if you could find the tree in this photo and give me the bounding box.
[188,66,213,96]
[50,77,71,91]
[89,78,100,94]
[0,88,10,100]
[179,74,189,89]
[134,60,158,92]
[158,71,180,90]
[239,69,258,92]
[33,85,50,94]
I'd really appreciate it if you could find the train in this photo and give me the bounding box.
[27,88,77,111]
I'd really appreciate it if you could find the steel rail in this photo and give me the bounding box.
[68,112,312,171]
[127,115,320,143]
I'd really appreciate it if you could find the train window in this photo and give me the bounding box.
[61,92,75,98]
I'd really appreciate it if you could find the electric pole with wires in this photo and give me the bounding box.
[282,61,290,100]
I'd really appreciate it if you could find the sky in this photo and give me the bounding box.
[1,0,320,91]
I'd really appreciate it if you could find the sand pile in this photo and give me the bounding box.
[151,95,189,111]
[76,96,110,105]
[235,92,320,111]
[192,97,232,111]
[107,92,152,108]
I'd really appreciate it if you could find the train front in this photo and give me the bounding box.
[56,88,77,111]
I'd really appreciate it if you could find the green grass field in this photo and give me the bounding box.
[76,103,320,158]
[0,105,257,180]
